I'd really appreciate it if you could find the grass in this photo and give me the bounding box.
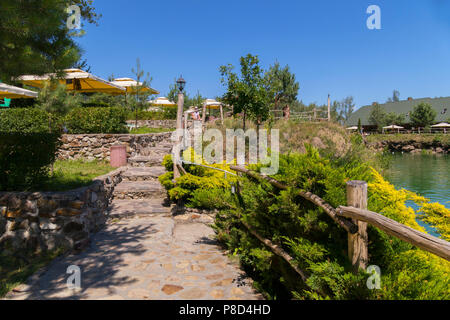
[366,133,450,146]
[129,126,174,134]
[0,249,63,297]
[40,159,115,192]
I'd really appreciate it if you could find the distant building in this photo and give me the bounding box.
[346,97,450,128]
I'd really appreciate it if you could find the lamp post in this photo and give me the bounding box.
[174,76,186,179]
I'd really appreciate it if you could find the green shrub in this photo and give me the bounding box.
[126,109,176,120]
[64,107,128,134]
[213,146,449,300]
[188,188,232,210]
[0,108,59,133]
[0,133,61,191]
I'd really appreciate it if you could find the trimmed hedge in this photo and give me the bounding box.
[0,133,61,191]
[127,109,177,121]
[0,109,62,190]
[64,107,128,134]
[0,108,59,133]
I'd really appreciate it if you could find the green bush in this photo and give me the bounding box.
[213,147,449,300]
[0,133,61,191]
[127,109,176,120]
[0,108,59,133]
[64,107,128,134]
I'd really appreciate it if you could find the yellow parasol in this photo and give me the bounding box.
[17,69,126,94]
[149,97,177,108]
[110,78,159,95]
[0,83,38,99]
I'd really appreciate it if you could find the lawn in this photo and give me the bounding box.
[40,159,115,192]
[129,126,174,134]
[0,249,63,298]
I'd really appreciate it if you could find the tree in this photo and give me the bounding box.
[265,62,299,112]
[369,103,405,131]
[368,103,386,131]
[384,112,405,126]
[336,96,355,123]
[387,90,400,102]
[128,59,154,128]
[0,0,100,82]
[410,103,436,128]
[36,82,82,131]
[220,54,270,130]
[357,118,362,133]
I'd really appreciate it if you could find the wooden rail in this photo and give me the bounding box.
[338,206,450,261]
[230,166,450,271]
[230,166,358,234]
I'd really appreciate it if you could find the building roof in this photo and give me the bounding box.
[346,97,450,126]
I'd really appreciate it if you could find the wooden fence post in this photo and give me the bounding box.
[346,180,369,272]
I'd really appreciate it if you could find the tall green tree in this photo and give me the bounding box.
[410,103,436,128]
[36,81,82,131]
[128,59,154,128]
[265,62,299,111]
[387,90,400,102]
[369,103,404,131]
[369,103,386,131]
[336,96,355,123]
[0,0,100,82]
[220,54,270,130]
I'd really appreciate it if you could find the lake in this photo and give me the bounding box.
[385,153,449,235]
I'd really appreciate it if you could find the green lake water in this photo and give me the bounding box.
[384,153,449,235]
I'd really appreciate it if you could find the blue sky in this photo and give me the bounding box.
[77,0,450,110]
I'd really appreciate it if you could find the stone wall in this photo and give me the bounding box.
[58,132,173,161]
[0,168,124,253]
[370,140,449,154]
[126,120,176,128]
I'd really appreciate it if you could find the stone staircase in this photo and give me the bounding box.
[128,142,173,167]
[109,166,172,219]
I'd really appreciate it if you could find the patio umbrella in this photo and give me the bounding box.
[346,126,358,130]
[431,122,450,133]
[431,123,450,128]
[17,69,126,94]
[383,124,404,133]
[202,99,225,124]
[383,125,404,130]
[0,83,38,99]
[110,78,159,95]
[149,97,177,107]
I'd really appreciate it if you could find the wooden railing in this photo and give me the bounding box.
[230,166,450,271]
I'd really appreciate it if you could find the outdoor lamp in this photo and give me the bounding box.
[176,76,186,92]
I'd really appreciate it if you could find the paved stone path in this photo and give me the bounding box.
[5,166,263,300]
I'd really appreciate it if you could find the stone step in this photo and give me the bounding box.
[121,166,166,181]
[108,199,172,219]
[128,155,163,167]
[113,181,166,200]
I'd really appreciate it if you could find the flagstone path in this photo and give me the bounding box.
[5,166,263,301]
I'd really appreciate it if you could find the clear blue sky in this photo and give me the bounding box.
[77,0,450,110]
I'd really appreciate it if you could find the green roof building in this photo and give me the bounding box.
[346,97,450,127]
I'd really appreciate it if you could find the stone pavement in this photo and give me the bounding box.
[5,166,263,300]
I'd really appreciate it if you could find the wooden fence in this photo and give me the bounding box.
[229,165,450,273]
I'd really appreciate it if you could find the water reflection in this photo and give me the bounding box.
[385,154,449,209]
[385,153,449,236]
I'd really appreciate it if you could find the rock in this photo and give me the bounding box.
[56,208,82,216]
[161,284,184,295]
[402,145,415,152]
[39,219,60,231]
